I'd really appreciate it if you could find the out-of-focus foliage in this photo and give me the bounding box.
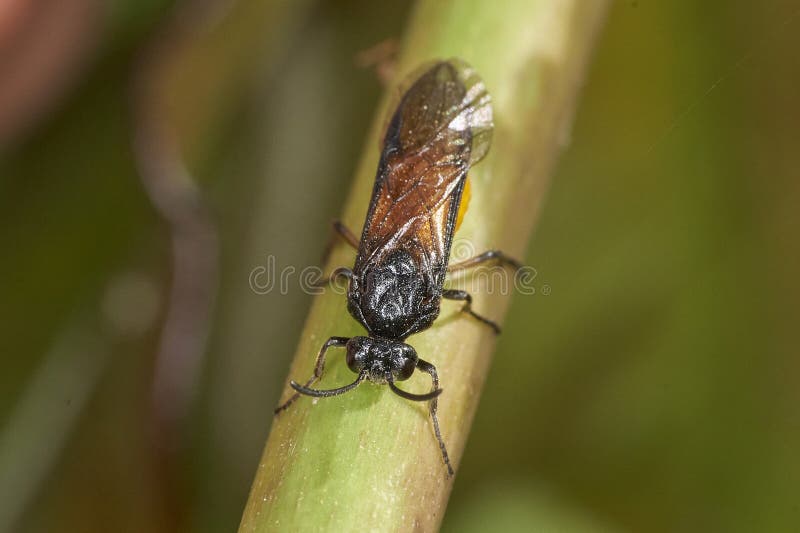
[1,1,798,532]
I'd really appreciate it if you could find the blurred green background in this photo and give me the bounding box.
[1,1,799,532]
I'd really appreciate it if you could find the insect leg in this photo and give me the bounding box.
[320,220,359,264]
[354,38,398,86]
[447,250,522,274]
[310,266,353,289]
[274,336,350,414]
[332,220,359,250]
[416,358,454,477]
[441,288,501,334]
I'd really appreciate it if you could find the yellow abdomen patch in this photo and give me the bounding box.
[455,176,471,232]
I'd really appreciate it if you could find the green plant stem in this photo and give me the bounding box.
[239,1,608,531]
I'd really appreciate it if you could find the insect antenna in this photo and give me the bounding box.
[290,372,367,398]
[387,376,443,402]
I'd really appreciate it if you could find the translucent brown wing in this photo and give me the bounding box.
[355,59,493,284]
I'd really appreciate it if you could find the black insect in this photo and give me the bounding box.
[275,59,521,476]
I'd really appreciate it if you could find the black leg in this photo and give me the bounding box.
[321,220,359,264]
[442,288,501,334]
[274,336,350,414]
[417,359,454,477]
[311,266,353,289]
[447,249,522,274]
[332,220,360,250]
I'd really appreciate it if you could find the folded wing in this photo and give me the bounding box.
[356,59,493,282]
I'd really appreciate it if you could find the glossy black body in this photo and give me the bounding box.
[276,59,504,476]
[343,59,491,372]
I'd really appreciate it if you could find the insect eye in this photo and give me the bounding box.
[345,349,358,371]
[396,356,416,381]
[345,337,370,372]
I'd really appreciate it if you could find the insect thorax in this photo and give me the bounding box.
[349,249,441,339]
